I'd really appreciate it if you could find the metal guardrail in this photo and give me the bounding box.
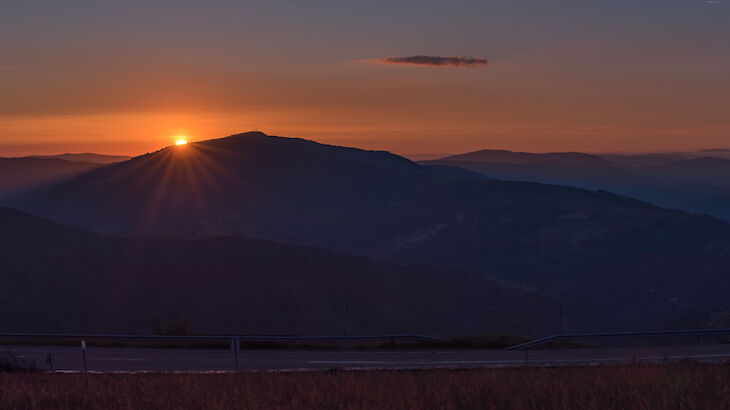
[0,333,445,371]
[7,328,729,351]
[0,332,443,344]
[507,328,730,350]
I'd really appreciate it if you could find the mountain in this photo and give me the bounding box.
[430,149,656,192]
[692,149,730,160]
[422,158,649,191]
[442,149,608,165]
[639,157,730,185]
[600,150,730,167]
[10,132,433,238]
[598,153,691,167]
[0,206,558,336]
[9,132,730,331]
[0,157,101,199]
[427,149,730,223]
[403,153,451,161]
[30,153,132,164]
[687,187,730,222]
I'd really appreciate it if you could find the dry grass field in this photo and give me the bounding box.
[1,362,730,409]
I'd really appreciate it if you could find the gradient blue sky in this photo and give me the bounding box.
[1,0,728,156]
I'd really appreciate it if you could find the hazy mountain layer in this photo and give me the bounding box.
[638,157,730,185]
[29,153,131,164]
[426,150,730,223]
[0,157,100,199]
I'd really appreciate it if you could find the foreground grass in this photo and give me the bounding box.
[1,363,729,409]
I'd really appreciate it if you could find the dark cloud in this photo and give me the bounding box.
[372,55,490,68]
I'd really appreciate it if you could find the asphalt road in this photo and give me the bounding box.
[3,344,730,372]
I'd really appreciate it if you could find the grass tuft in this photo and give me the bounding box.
[0,354,36,373]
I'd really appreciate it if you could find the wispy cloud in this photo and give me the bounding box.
[0,66,21,71]
[367,55,490,69]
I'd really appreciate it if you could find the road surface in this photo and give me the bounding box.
[3,344,730,372]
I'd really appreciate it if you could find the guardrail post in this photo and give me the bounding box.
[231,337,239,371]
[46,353,54,371]
[81,339,88,372]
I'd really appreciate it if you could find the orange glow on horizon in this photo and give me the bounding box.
[1,2,728,158]
[1,109,729,158]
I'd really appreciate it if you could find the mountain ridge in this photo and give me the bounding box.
[0,157,101,200]
[442,149,608,165]
[8,132,730,332]
[28,153,132,164]
[427,148,730,223]
[0,206,559,336]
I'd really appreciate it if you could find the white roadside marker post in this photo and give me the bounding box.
[81,339,88,372]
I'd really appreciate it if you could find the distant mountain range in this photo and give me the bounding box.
[0,206,558,336]
[425,148,730,222]
[442,149,608,165]
[0,153,131,200]
[601,149,730,166]
[0,157,101,199]
[638,157,730,185]
[7,132,730,333]
[29,153,132,164]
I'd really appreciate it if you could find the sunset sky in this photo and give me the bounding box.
[1,0,729,157]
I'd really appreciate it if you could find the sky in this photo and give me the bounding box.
[1,0,729,157]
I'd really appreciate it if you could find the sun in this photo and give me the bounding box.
[175,139,188,146]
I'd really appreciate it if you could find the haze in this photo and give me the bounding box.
[1,0,729,157]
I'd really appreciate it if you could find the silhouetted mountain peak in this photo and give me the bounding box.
[189,131,424,174]
[207,130,271,144]
[232,130,269,138]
